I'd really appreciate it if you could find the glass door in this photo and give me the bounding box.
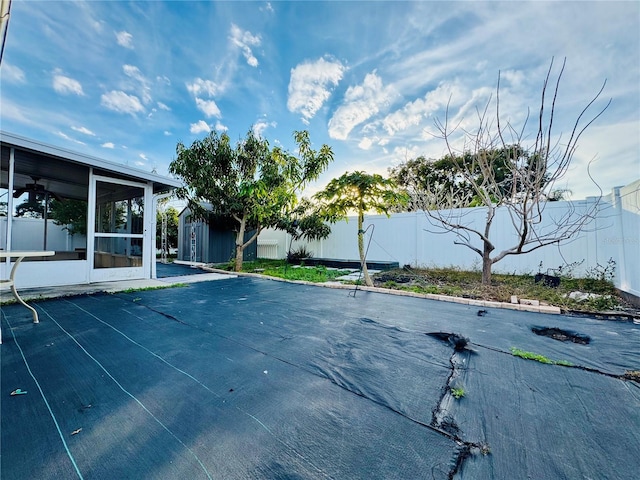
[89,175,150,282]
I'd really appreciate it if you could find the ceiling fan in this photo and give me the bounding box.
[13,177,63,203]
[11,176,66,250]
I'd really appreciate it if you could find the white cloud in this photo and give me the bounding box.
[139,153,148,161]
[260,2,274,13]
[288,57,346,124]
[157,102,170,111]
[391,145,423,165]
[123,64,144,81]
[253,120,276,137]
[90,19,104,33]
[2,63,25,83]
[57,131,86,145]
[382,81,463,136]
[358,135,390,151]
[328,72,398,140]
[358,137,373,150]
[116,31,134,49]
[446,85,495,134]
[71,126,95,136]
[195,98,222,118]
[500,69,526,89]
[123,65,152,104]
[163,131,172,136]
[229,24,261,67]
[101,142,115,149]
[52,69,84,96]
[101,90,144,115]
[190,120,211,134]
[214,121,228,132]
[186,78,222,97]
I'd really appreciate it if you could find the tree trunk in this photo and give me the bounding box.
[235,215,247,272]
[358,213,373,286]
[235,242,244,272]
[481,244,493,285]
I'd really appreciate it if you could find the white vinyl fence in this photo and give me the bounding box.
[0,217,86,251]
[259,181,640,298]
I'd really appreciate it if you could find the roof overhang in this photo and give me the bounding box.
[1,131,182,199]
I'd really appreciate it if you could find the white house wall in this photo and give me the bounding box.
[1,260,89,289]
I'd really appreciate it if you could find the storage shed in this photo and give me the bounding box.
[178,204,256,264]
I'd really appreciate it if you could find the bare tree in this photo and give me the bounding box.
[393,58,610,285]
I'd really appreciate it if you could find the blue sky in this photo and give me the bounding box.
[1,1,638,199]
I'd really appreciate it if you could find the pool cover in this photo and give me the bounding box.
[155,261,208,278]
[2,276,639,479]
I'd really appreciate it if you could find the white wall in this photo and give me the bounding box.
[259,181,640,298]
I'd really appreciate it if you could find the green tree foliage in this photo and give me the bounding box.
[391,145,550,209]
[50,199,88,236]
[169,129,333,271]
[156,205,179,251]
[273,197,331,243]
[14,197,49,218]
[314,171,408,286]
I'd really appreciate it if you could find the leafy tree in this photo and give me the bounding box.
[392,58,609,285]
[156,205,179,252]
[273,197,331,244]
[14,198,49,218]
[391,145,553,209]
[314,171,408,286]
[170,129,333,271]
[50,199,88,236]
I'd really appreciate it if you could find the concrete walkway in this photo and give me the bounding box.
[0,272,235,303]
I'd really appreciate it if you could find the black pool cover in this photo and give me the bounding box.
[155,261,208,278]
[2,277,639,479]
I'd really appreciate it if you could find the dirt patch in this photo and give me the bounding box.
[372,268,640,319]
[426,332,470,351]
[374,272,414,284]
[531,326,591,344]
[623,370,640,382]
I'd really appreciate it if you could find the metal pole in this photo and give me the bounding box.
[160,208,168,264]
[190,220,197,264]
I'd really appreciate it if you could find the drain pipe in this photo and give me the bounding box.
[151,192,174,279]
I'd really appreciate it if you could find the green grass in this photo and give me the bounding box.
[451,387,465,399]
[221,262,630,315]
[510,347,574,366]
[121,283,188,294]
[233,259,350,283]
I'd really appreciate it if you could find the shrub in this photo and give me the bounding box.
[287,245,313,263]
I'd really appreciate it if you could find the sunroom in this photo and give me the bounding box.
[0,132,181,288]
